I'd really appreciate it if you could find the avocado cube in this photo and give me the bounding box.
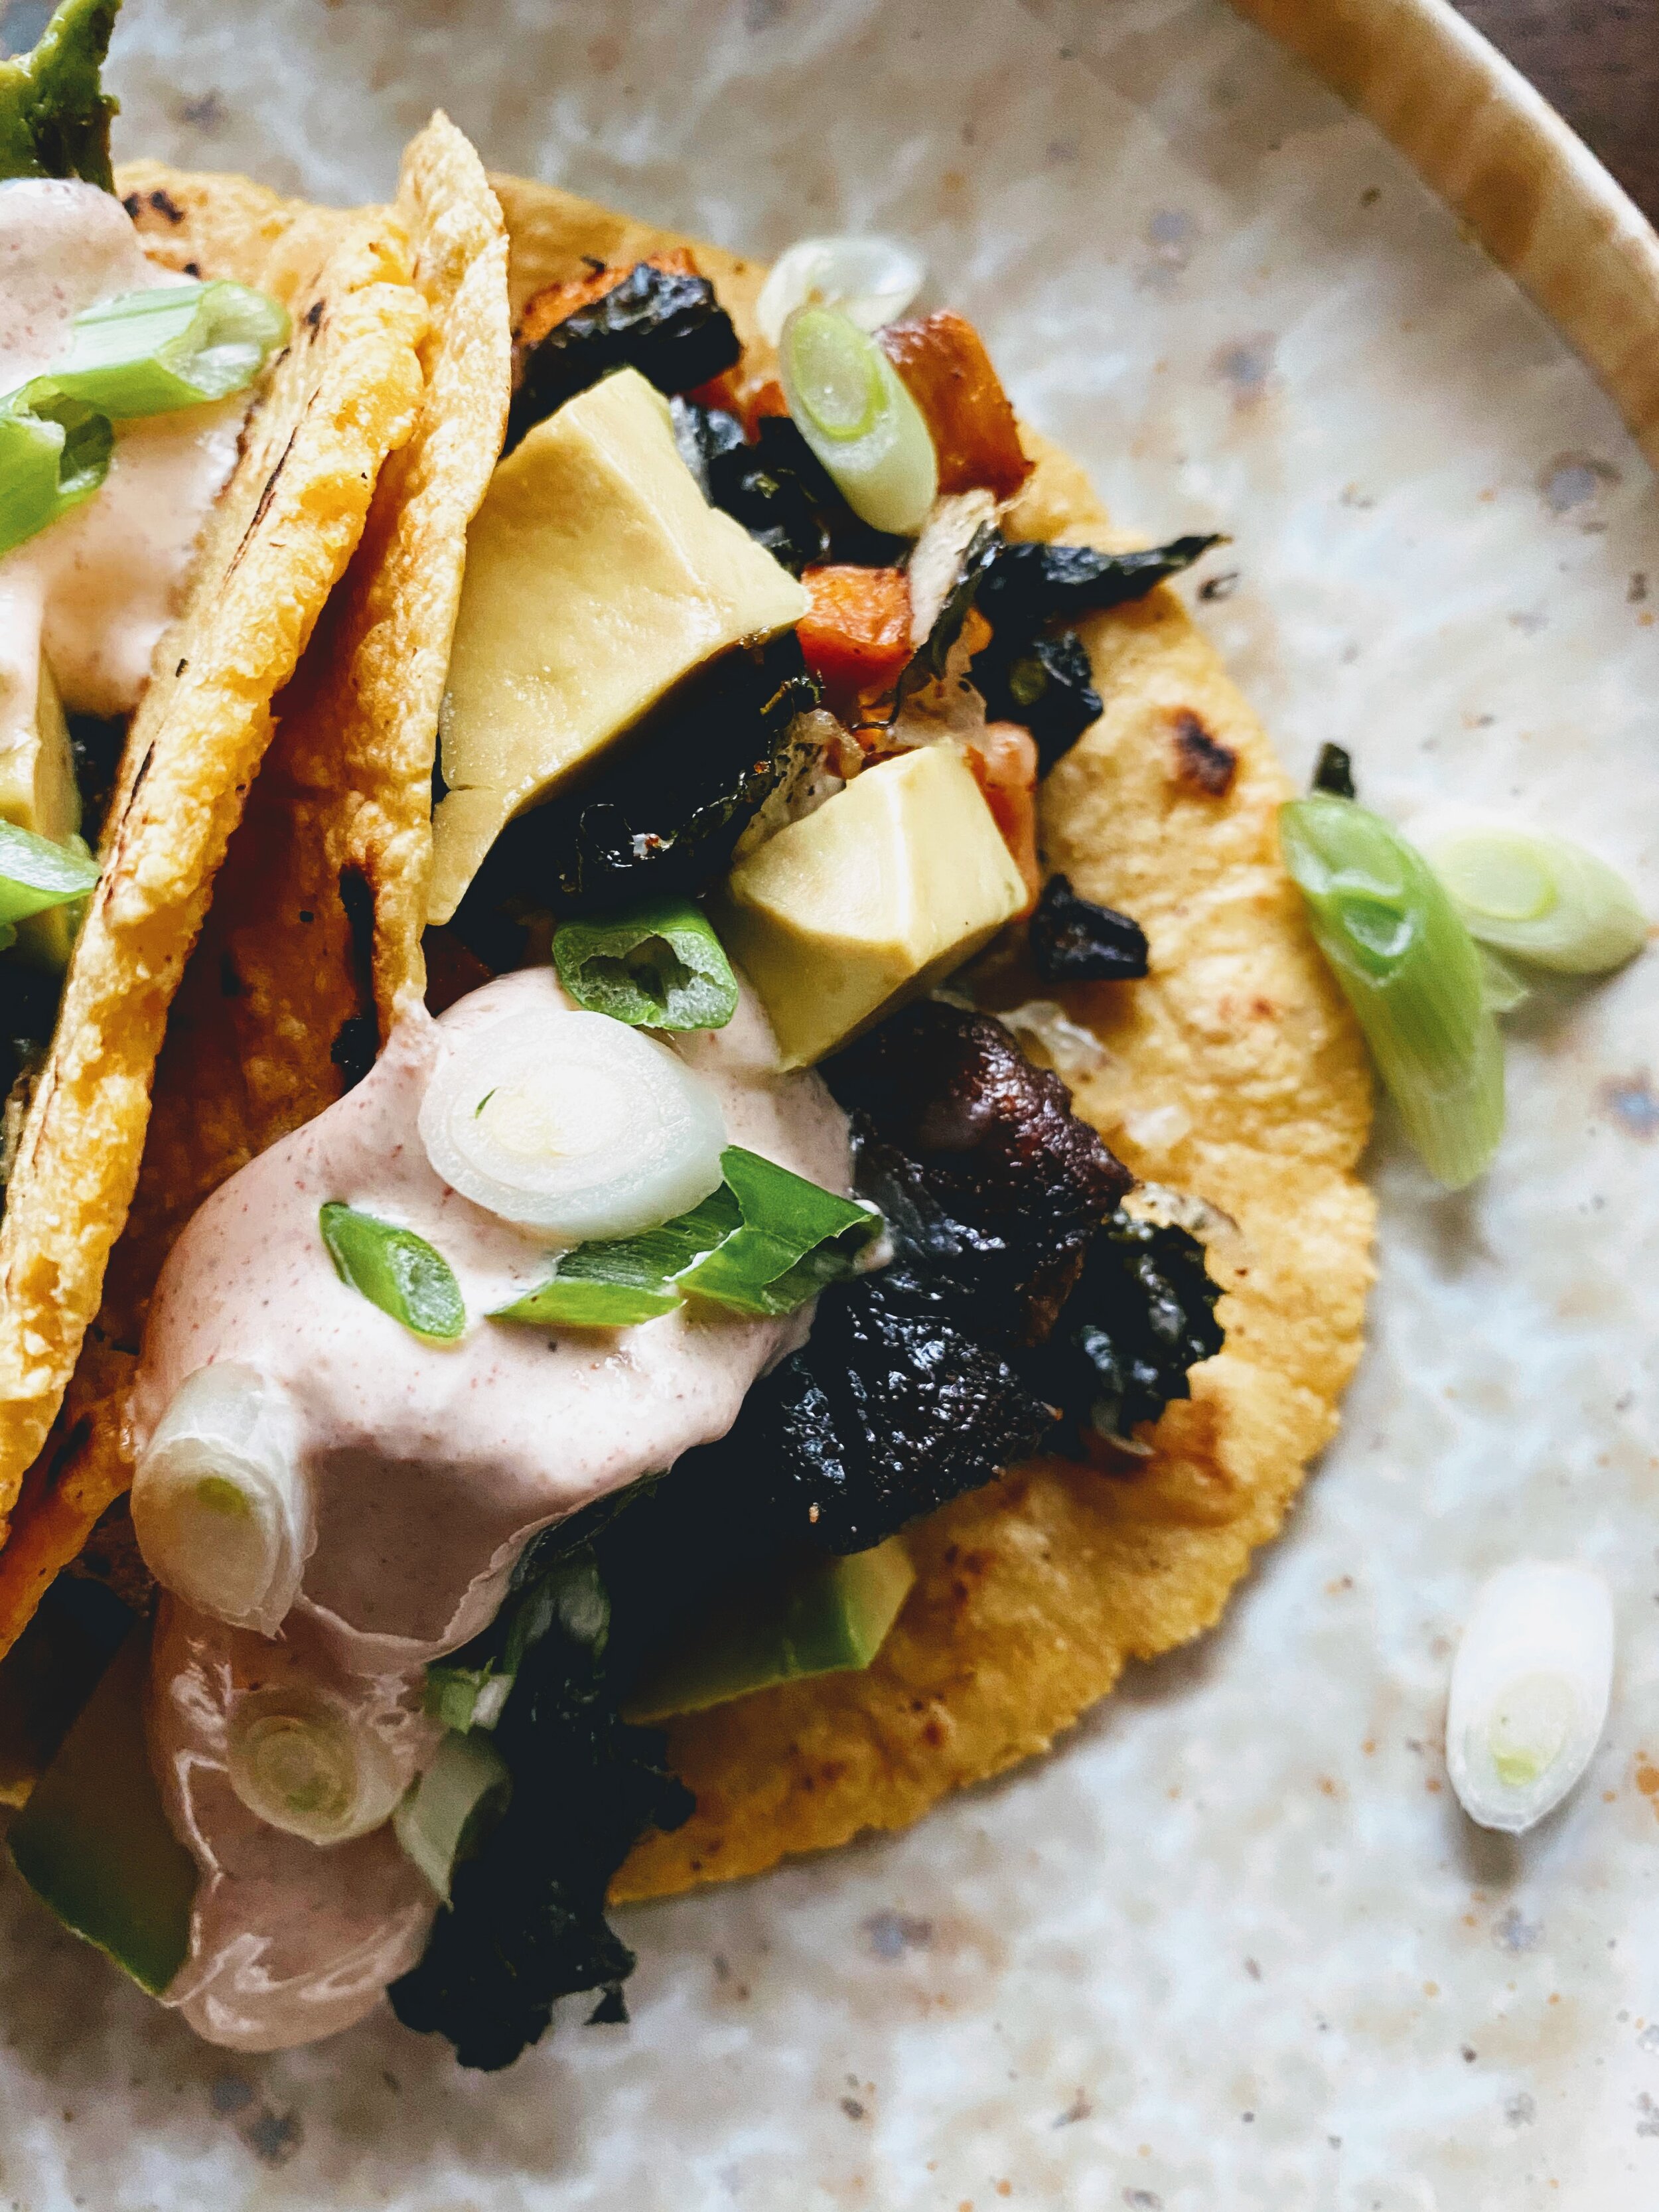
[718,743,1027,1069]
[623,1537,916,1724]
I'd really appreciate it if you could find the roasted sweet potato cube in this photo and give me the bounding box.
[879,311,1032,500]
[799,564,913,697]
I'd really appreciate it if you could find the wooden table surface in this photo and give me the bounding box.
[1455,0,1659,223]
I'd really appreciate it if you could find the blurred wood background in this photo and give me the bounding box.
[1455,0,1659,222]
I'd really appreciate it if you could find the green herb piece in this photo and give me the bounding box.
[0,0,121,192]
[552,896,739,1031]
[1476,944,1530,1015]
[1280,794,1504,1189]
[394,1731,512,1903]
[490,1187,740,1329]
[319,1203,466,1343]
[0,818,99,952]
[779,305,937,535]
[677,1146,878,1315]
[50,280,291,418]
[0,383,111,557]
[491,1149,879,1330]
[1429,825,1647,976]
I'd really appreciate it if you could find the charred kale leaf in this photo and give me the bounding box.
[1311,741,1356,799]
[975,536,1225,632]
[1031,1211,1224,1447]
[828,1000,1131,1345]
[507,263,741,451]
[967,533,1224,771]
[674,403,903,574]
[448,634,820,948]
[390,1550,691,2073]
[972,628,1102,772]
[1029,873,1150,985]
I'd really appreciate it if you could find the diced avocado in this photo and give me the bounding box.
[7,1622,197,1996]
[0,652,84,970]
[429,367,810,924]
[622,1536,916,1724]
[718,743,1027,1069]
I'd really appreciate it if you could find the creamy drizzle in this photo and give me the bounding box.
[135,965,851,2048]
[0,179,250,757]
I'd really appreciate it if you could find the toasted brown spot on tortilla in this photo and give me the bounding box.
[1169,706,1238,796]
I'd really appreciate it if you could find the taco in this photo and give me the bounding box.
[0,110,1374,2071]
[0,0,432,1680]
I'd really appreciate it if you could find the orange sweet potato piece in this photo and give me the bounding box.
[880,311,1032,500]
[799,565,913,698]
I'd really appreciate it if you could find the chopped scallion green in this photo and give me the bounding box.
[394,1731,512,1902]
[0,817,100,952]
[1280,794,1504,1189]
[52,279,290,418]
[0,383,111,557]
[319,1203,466,1343]
[492,1147,879,1330]
[1430,825,1647,976]
[552,896,739,1030]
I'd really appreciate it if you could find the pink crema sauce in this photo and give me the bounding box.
[133,965,852,2049]
[0,178,250,743]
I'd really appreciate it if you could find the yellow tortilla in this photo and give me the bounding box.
[0,159,1374,1891]
[0,123,506,1674]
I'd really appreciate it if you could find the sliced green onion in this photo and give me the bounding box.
[1476,944,1530,1015]
[492,1145,878,1330]
[1280,794,1504,1189]
[129,1363,308,1637]
[0,383,111,557]
[1445,1561,1613,1834]
[423,1662,512,1733]
[553,896,739,1031]
[491,1184,739,1329]
[677,1145,877,1315]
[419,1005,728,1240]
[1429,826,1648,975]
[226,1683,405,1846]
[780,305,938,536]
[394,1730,512,1901]
[0,818,98,950]
[52,280,290,418]
[319,1203,465,1343]
[756,235,926,347]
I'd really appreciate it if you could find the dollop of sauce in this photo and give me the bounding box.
[135,965,851,2049]
[0,179,250,749]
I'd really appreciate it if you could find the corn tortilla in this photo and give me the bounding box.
[0,163,1375,1889]
[0,129,506,1666]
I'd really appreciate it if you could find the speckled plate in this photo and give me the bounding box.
[3,1,1658,2207]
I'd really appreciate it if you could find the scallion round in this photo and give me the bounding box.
[1280,794,1504,1189]
[1430,825,1648,976]
[0,817,98,930]
[131,1363,310,1638]
[779,305,937,536]
[52,279,291,418]
[756,235,926,347]
[226,1682,405,1846]
[1445,1560,1613,1834]
[394,1730,512,1901]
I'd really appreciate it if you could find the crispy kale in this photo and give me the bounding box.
[1031,1211,1225,1448]
[967,532,1224,771]
[0,0,120,192]
[1311,741,1357,799]
[674,402,904,574]
[507,262,741,451]
[828,1000,1131,1344]
[1029,873,1150,985]
[389,1550,691,2072]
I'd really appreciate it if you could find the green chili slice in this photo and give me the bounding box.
[552,896,739,1031]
